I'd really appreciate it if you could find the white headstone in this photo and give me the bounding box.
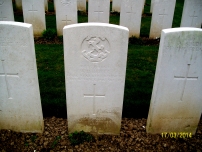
[112,0,121,12]
[147,28,202,135]
[149,0,176,39]
[55,0,77,36]
[77,0,86,12]
[0,21,44,133]
[64,23,129,135]
[15,0,22,11]
[180,0,202,28]
[44,0,48,12]
[22,0,46,37]
[88,0,110,23]
[120,0,144,37]
[0,0,14,21]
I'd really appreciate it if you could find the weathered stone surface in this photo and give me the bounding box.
[180,0,202,28]
[63,23,129,135]
[147,28,202,135]
[88,0,110,23]
[22,0,46,37]
[0,21,44,133]
[112,0,121,12]
[77,0,86,12]
[149,0,176,39]
[55,0,77,36]
[0,0,14,21]
[120,0,144,37]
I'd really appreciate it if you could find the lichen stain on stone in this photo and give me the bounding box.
[69,117,120,135]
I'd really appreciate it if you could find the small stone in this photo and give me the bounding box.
[44,141,49,147]
[75,145,79,148]
[163,143,167,147]
[10,142,14,146]
[61,141,67,146]
[128,124,133,131]
[61,131,66,135]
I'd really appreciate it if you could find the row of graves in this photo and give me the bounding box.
[0,0,202,137]
[0,0,202,37]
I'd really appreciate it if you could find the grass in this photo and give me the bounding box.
[13,0,184,118]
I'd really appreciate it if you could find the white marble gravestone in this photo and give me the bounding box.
[0,0,14,21]
[112,0,121,12]
[22,0,46,37]
[120,0,144,37]
[64,23,129,134]
[0,21,44,133]
[147,28,202,135]
[88,0,110,23]
[77,0,86,12]
[55,0,77,36]
[15,0,22,11]
[180,0,202,28]
[149,0,176,39]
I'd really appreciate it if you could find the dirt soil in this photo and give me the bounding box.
[0,117,201,152]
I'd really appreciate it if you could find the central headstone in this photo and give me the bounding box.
[120,0,144,37]
[0,21,44,133]
[64,23,129,134]
[88,0,110,23]
[146,28,202,135]
[55,0,77,36]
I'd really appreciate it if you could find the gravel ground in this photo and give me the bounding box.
[0,117,201,152]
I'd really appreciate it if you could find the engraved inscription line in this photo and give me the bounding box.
[159,8,167,27]
[126,5,136,25]
[28,4,38,25]
[83,84,105,116]
[190,11,198,26]
[94,2,103,21]
[174,64,198,102]
[0,60,19,99]
[62,15,71,25]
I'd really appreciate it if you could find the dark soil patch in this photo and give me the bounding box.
[0,117,201,151]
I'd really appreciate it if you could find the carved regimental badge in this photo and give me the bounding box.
[81,36,110,63]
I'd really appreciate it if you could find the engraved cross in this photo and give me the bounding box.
[0,11,7,21]
[62,15,71,25]
[190,11,198,26]
[159,8,167,27]
[94,3,104,21]
[174,64,198,102]
[28,4,37,24]
[126,5,136,28]
[0,60,19,99]
[84,84,105,116]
